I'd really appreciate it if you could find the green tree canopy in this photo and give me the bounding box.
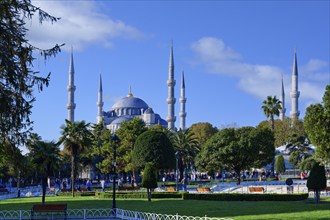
[304,85,330,164]
[170,128,199,180]
[116,117,147,174]
[257,118,305,147]
[275,154,286,175]
[141,162,158,202]
[189,122,218,148]
[307,163,326,203]
[261,96,282,130]
[27,134,60,204]
[0,0,62,155]
[58,120,92,197]
[132,130,175,170]
[299,157,317,172]
[195,126,275,183]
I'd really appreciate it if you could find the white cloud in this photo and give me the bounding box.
[27,1,144,51]
[191,37,329,104]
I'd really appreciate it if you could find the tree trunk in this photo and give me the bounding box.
[270,115,274,131]
[71,154,76,197]
[314,190,320,204]
[147,188,151,202]
[16,172,20,198]
[235,170,241,185]
[41,176,47,204]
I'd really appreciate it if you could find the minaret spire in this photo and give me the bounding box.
[180,67,187,130]
[97,74,104,124]
[67,47,76,122]
[128,85,133,97]
[290,48,300,120]
[279,75,286,121]
[167,41,176,129]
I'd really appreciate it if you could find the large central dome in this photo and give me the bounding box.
[112,89,149,110]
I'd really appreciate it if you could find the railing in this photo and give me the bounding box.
[0,208,232,220]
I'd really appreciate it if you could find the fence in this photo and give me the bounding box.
[0,208,232,220]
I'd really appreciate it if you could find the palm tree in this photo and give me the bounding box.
[262,96,282,131]
[170,128,199,181]
[262,96,281,176]
[27,133,60,204]
[58,120,92,197]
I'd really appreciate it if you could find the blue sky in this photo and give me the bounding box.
[27,0,329,143]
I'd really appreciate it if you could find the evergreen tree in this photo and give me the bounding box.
[307,163,326,203]
[0,0,62,163]
[132,130,175,170]
[275,154,286,175]
[141,162,158,202]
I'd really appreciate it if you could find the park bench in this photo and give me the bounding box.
[249,187,265,193]
[0,188,8,193]
[197,187,211,193]
[166,187,176,192]
[31,204,67,220]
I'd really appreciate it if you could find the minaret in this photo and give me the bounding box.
[67,47,76,122]
[167,42,176,129]
[179,68,187,130]
[290,49,300,120]
[97,74,104,124]
[279,76,286,121]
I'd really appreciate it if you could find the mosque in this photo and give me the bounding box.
[66,44,187,132]
[67,46,301,132]
[67,44,305,178]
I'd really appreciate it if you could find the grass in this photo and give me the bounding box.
[0,196,329,219]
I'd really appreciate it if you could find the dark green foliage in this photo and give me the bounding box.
[307,163,327,204]
[261,96,282,130]
[141,163,158,189]
[307,163,326,190]
[132,130,175,170]
[196,126,274,183]
[304,85,330,162]
[182,193,309,201]
[94,191,182,199]
[58,120,92,197]
[189,122,218,147]
[141,162,158,202]
[57,192,95,197]
[169,128,199,181]
[116,117,147,174]
[0,0,62,154]
[275,154,286,174]
[27,134,60,204]
[299,157,317,171]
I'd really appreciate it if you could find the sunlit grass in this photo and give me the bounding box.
[0,196,329,219]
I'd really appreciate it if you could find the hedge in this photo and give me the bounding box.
[182,193,309,201]
[95,191,182,199]
[56,191,95,197]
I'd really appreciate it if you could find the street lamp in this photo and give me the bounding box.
[175,151,180,191]
[111,135,120,214]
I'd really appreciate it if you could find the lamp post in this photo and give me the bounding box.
[111,135,120,214]
[175,151,180,191]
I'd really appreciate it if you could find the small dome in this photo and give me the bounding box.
[112,96,149,109]
[110,116,132,125]
[144,108,154,114]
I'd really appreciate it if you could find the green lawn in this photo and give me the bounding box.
[0,196,329,220]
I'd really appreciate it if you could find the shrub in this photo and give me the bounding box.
[95,191,182,199]
[57,191,95,197]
